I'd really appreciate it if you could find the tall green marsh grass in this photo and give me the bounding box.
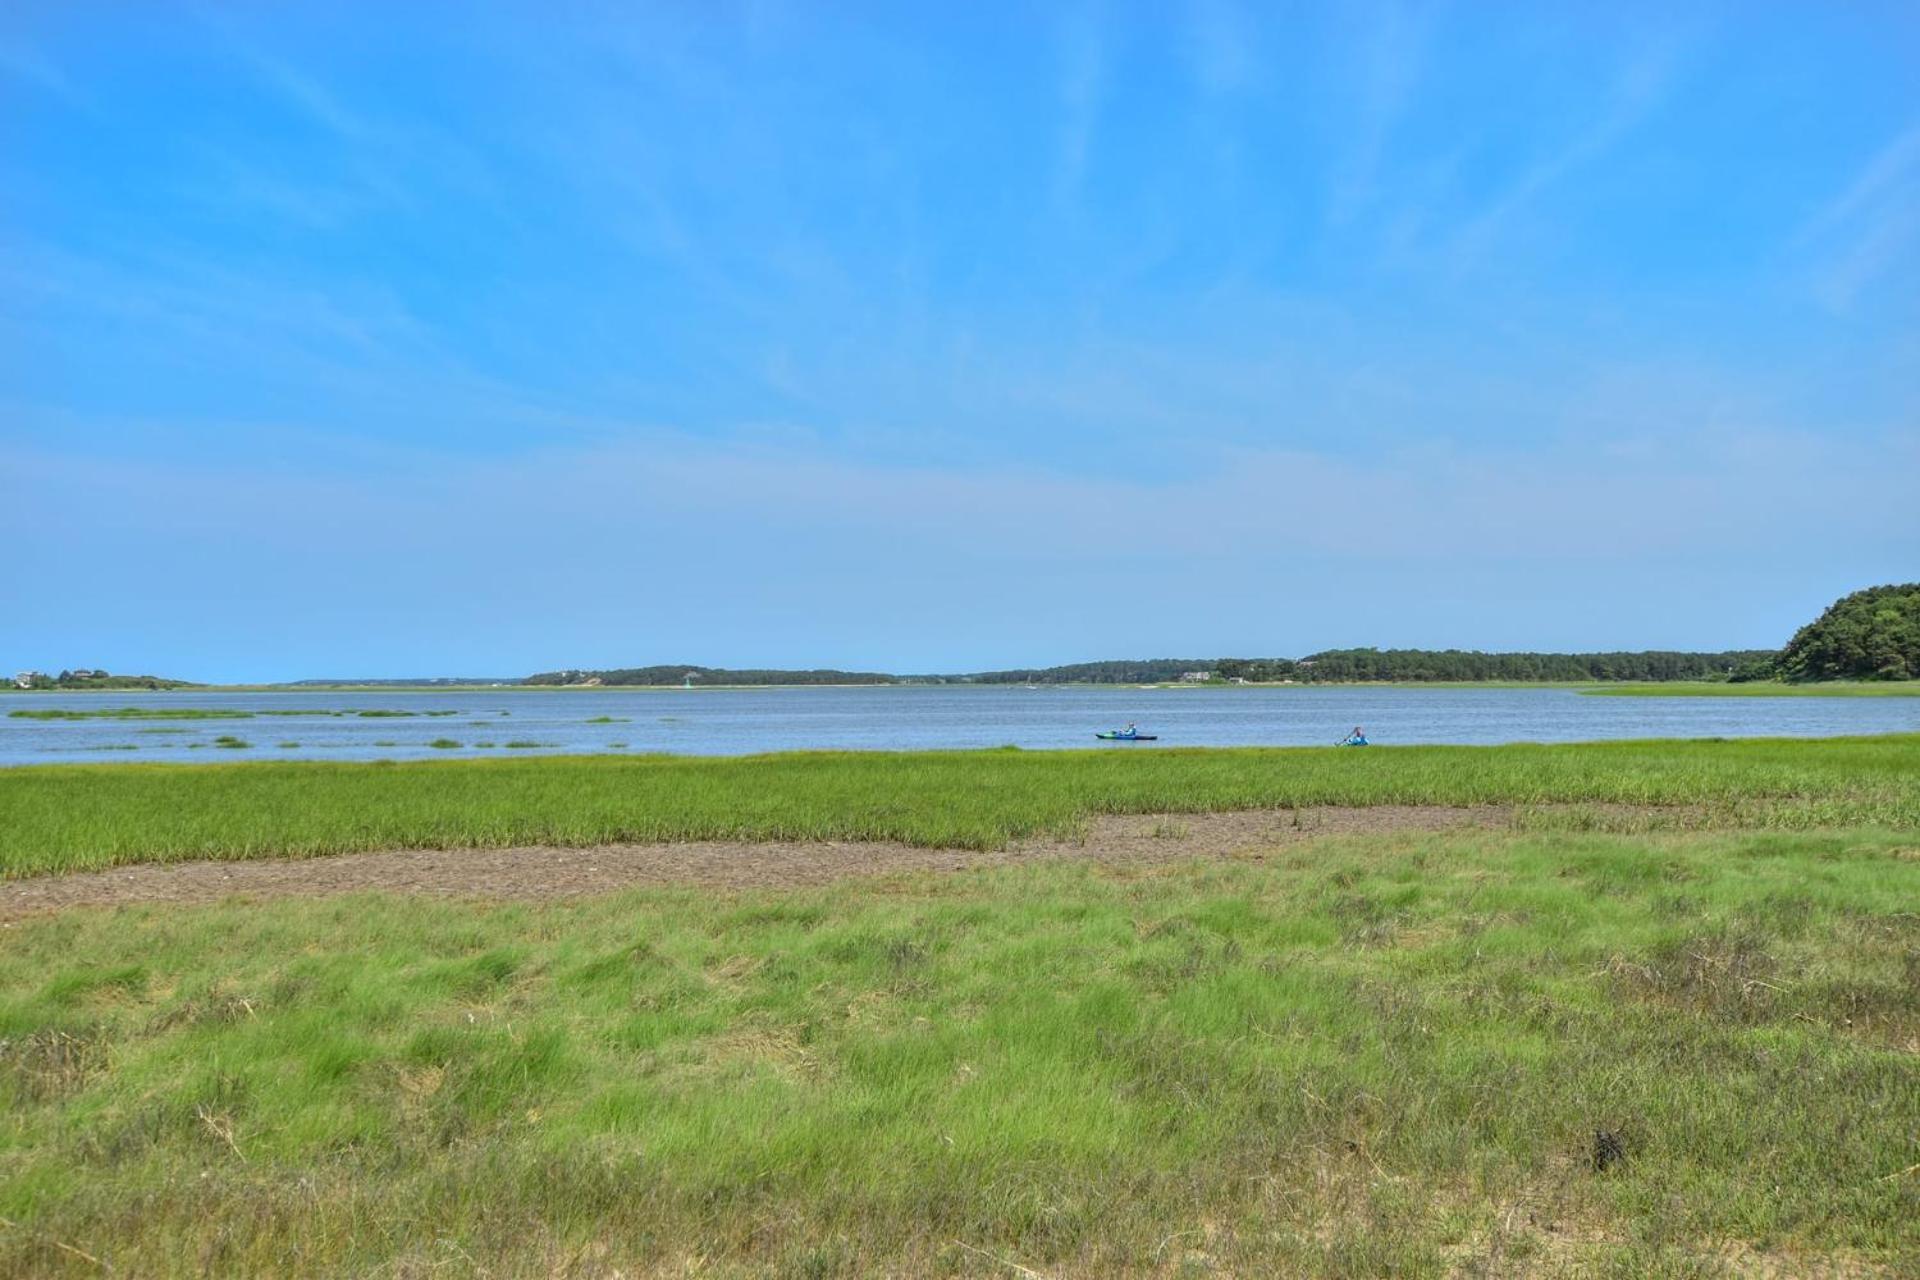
[2,735,1917,877]
[1581,682,1920,698]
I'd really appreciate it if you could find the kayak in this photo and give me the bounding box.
[1096,732,1158,741]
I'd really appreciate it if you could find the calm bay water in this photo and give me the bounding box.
[1,685,1916,765]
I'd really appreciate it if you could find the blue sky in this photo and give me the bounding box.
[4,2,1916,680]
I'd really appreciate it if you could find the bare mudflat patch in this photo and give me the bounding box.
[0,805,1516,918]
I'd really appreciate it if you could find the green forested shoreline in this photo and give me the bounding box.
[1777,583,1920,681]
[13,584,1916,691]
[515,649,1782,686]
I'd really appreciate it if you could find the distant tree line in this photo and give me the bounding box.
[1217,649,1779,684]
[525,666,896,687]
[9,670,197,691]
[516,587,1918,688]
[523,651,1777,687]
[286,678,522,687]
[23,586,1908,691]
[945,651,1777,684]
[956,659,1212,684]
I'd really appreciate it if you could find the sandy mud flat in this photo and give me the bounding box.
[0,805,1530,918]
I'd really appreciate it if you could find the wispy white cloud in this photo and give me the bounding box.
[0,38,85,106]
[1053,5,1108,211]
[1799,123,1920,243]
[1326,1,1428,227]
[226,40,366,141]
[1186,0,1256,97]
[15,420,1914,574]
[1794,121,1920,311]
[176,7,504,231]
[0,232,433,358]
[1445,35,1684,272]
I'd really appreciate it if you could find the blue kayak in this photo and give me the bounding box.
[1096,732,1157,741]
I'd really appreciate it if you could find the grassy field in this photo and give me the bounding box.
[1580,682,1920,698]
[2,826,1916,1276]
[4,736,1920,878]
[4,739,1917,1275]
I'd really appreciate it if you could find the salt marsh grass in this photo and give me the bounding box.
[1582,682,1920,698]
[2,736,1915,878]
[1,828,1915,1275]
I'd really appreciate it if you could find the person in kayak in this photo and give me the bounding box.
[1341,726,1369,746]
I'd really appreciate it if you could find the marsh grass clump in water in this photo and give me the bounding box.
[585,716,629,723]
[210,736,250,750]
[0,828,1914,1275]
[427,739,462,750]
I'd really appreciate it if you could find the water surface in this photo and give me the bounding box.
[2,685,1914,765]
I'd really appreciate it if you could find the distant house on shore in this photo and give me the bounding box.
[1179,670,1216,683]
[14,671,45,688]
